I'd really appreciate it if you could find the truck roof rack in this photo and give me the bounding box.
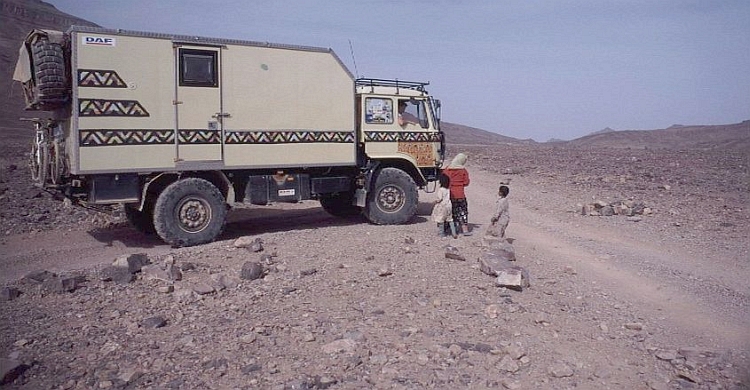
[356,78,429,92]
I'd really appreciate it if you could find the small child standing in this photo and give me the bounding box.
[488,185,510,238]
[432,174,458,238]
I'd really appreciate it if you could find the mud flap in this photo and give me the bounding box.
[354,188,367,207]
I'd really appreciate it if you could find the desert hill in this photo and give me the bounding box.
[566,120,750,150]
[440,121,532,145]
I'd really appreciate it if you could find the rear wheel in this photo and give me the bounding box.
[153,178,226,247]
[320,191,361,217]
[363,167,418,225]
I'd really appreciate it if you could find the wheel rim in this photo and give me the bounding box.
[176,196,212,233]
[376,184,405,213]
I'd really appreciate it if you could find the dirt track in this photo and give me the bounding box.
[1,146,748,389]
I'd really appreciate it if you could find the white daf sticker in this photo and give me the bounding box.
[82,36,116,47]
[278,189,295,196]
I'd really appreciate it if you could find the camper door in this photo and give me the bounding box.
[175,45,223,164]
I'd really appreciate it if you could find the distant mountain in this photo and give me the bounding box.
[440,121,532,145]
[566,120,750,150]
[0,0,98,129]
[588,127,615,136]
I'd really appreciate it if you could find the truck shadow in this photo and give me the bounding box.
[87,201,431,248]
[223,203,429,240]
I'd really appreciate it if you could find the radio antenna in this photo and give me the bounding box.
[348,39,359,78]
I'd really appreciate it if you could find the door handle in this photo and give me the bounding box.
[213,112,231,119]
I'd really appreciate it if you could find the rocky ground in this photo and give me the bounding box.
[1,132,749,389]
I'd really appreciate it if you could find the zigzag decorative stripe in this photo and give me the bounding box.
[80,129,175,146]
[79,99,150,117]
[225,130,354,144]
[77,69,127,88]
[179,130,221,144]
[78,129,359,146]
[364,131,442,142]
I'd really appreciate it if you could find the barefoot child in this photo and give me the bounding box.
[489,185,510,238]
[432,174,458,238]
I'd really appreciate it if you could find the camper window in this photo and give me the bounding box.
[179,49,218,87]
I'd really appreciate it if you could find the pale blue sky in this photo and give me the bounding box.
[51,0,750,141]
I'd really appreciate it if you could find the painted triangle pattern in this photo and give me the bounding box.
[77,69,127,88]
[178,130,221,144]
[364,131,441,142]
[80,130,174,146]
[79,99,150,117]
[225,130,354,144]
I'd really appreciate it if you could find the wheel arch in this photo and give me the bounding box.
[137,170,234,211]
[369,158,427,188]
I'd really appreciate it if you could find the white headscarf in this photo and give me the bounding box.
[447,153,467,169]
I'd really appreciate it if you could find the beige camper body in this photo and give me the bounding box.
[69,27,356,173]
[16,26,445,247]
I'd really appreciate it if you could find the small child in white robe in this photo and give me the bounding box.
[432,174,458,238]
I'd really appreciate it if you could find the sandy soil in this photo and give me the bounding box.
[0,141,748,389]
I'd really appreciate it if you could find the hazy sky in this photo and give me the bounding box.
[50,0,750,141]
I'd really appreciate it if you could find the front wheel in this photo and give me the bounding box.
[153,178,227,247]
[363,167,418,225]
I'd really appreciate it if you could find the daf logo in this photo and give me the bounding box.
[82,36,116,47]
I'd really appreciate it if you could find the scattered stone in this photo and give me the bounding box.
[112,253,150,274]
[444,245,466,261]
[192,283,215,295]
[300,268,318,276]
[141,316,167,329]
[0,359,28,385]
[234,236,261,249]
[655,350,678,361]
[1,287,21,301]
[377,268,392,277]
[240,334,257,344]
[404,236,415,244]
[548,362,574,378]
[624,322,644,331]
[321,338,357,354]
[233,237,264,252]
[486,242,516,261]
[22,270,56,283]
[211,273,240,289]
[495,266,530,291]
[180,262,196,272]
[100,265,135,284]
[42,275,81,293]
[240,262,264,280]
[497,355,520,373]
[141,264,181,283]
[156,285,174,294]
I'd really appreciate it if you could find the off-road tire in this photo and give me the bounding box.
[125,203,156,235]
[320,191,361,218]
[153,178,227,247]
[49,139,67,185]
[364,167,418,225]
[29,37,68,109]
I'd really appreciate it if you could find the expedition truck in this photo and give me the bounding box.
[13,26,445,247]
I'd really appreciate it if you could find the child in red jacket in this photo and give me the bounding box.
[442,153,471,235]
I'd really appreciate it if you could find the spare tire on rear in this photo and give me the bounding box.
[20,31,69,110]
